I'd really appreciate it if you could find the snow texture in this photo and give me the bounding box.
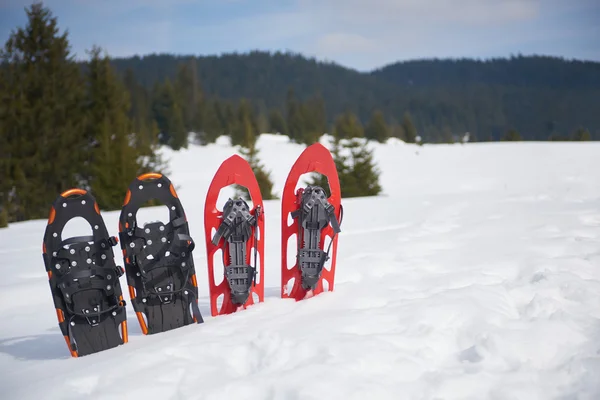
[1,134,600,399]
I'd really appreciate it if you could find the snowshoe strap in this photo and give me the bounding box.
[187,291,204,324]
[121,218,200,323]
[212,199,260,306]
[53,247,127,353]
[294,186,343,290]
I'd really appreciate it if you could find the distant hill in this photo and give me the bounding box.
[109,52,600,141]
[371,56,600,89]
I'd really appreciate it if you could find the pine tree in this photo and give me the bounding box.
[441,126,455,144]
[174,59,202,132]
[334,112,364,139]
[571,127,591,141]
[312,119,382,198]
[0,2,87,222]
[268,108,288,136]
[84,46,152,210]
[199,99,224,143]
[0,62,9,224]
[300,94,327,145]
[502,129,522,141]
[365,110,389,143]
[402,112,417,143]
[123,67,155,148]
[231,99,258,147]
[340,138,382,197]
[221,101,237,136]
[0,207,7,228]
[152,78,187,149]
[122,68,163,171]
[234,103,276,200]
[286,87,304,142]
[308,136,350,198]
[389,119,407,141]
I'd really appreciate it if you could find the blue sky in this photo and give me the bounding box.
[1,0,598,71]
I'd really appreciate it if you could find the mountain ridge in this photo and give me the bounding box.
[107,51,600,140]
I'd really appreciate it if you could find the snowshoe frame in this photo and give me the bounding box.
[281,143,343,301]
[42,189,128,357]
[204,155,265,316]
[119,173,203,335]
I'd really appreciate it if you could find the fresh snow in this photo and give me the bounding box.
[1,134,600,399]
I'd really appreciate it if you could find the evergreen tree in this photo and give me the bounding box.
[308,136,349,198]
[548,132,569,141]
[122,67,163,172]
[0,207,7,228]
[334,112,364,139]
[365,110,389,143]
[571,127,591,141]
[502,129,522,141]
[221,101,237,136]
[84,46,152,210]
[152,79,187,149]
[0,2,87,222]
[311,135,382,198]
[441,126,455,144]
[268,108,288,136]
[300,94,327,144]
[286,87,304,142]
[174,59,202,132]
[235,102,276,200]
[340,139,382,197]
[402,112,417,143]
[123,67,155,147]
[0,63,9,224]
[231,99,259,147]
[198,99,224,143]
[389,119,407,141]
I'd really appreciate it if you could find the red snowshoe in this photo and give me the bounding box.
[204,155,265,316]
[281,143,343,301]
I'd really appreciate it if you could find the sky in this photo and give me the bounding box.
[0,0,598,71]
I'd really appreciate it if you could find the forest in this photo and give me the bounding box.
[1,3,598,227]
[110,52,600,143]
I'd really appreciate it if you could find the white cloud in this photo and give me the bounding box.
[315,33,380,57]
[297,0,540,25]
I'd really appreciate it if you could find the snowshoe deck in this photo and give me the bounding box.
[281,143,343,301]
[204,155,265,316]
[42,189,128,357]
[119,173,203,335]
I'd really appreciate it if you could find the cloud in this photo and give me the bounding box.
[315,33,380,57]
[297,0,540,25]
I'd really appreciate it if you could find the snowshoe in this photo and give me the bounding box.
[204,155,264,316]
[42,189,128,357]
[119,173,203,335]
[281,143,343,301]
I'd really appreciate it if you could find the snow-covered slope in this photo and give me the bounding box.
[1,135,600,399]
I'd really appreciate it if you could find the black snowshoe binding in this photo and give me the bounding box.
[212,198,260,306]
[119,173,203,335]
[292,185,342,291]
[42,189,127,357]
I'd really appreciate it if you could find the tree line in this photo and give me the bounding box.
[110,52,599,143]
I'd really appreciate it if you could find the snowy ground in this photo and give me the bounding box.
[1,135,600,399]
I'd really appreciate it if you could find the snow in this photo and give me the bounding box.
[1,134,600,399]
